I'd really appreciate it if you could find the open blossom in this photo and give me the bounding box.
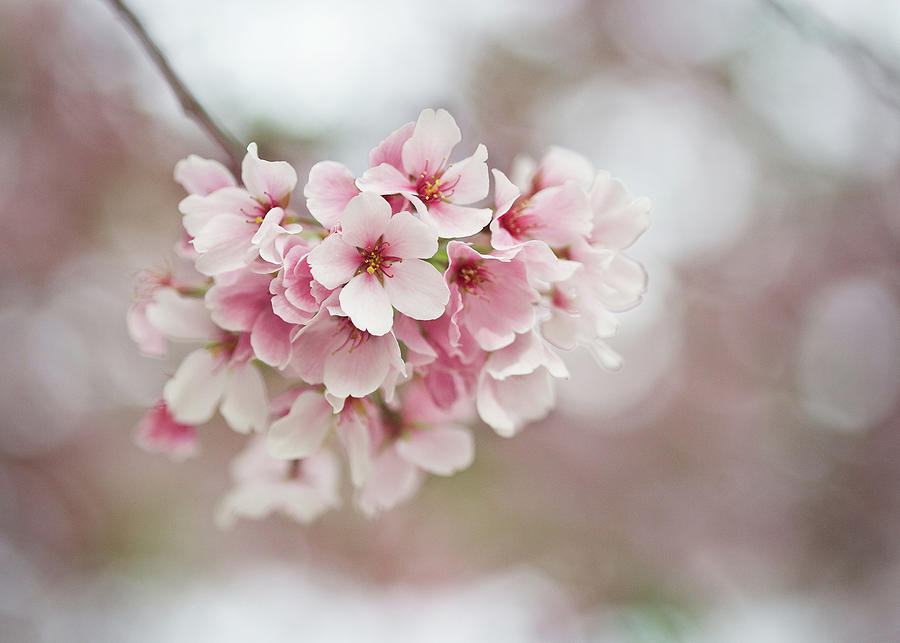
[130,109,650,525]
[357,108,491,238]
[307,192,449,336]
[179,143,301,275]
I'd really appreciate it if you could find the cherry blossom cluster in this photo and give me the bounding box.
[129,108,650,525]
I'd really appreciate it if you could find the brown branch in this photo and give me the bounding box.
[105,0,245,174]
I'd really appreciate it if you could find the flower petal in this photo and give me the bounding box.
[369,120,415,169]
[340,192,392,249]
[250,308,294,369]
[220,362,269,433]
[382,210,438,259]
[356,163,415,197]
[440,143,488,204]
[304,161,359,229]
[174,155,236,195]
[307,234,361,289]
[163,349,228,425]
[267,390,333,459]
[241,142,297,206]
[340,272,393,336]
[401,108,462,176]
[396,425,474,475]
[423,201,493,239]
[383,259,449,322]
[356,448,421,515]
[145,287,218,341]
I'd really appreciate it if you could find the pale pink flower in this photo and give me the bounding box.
[216,436,340,527]
[587,171,651,250]
[357,379,474,515]
[307,192,449,336]
[163,333,269,434]
[206,269,295,369]
[445,241,537,352]
[178,143,301,275]
[287,295,407,401]
[135,400,198,460]
[357,108,491,238]
[476,330,569,436]
[489,168,592,250]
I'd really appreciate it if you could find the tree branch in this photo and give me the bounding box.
[762,0,900,114]
[105,0,245,174]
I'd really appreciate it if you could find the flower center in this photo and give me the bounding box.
[357,236,402,280]
[455,261,492,296]
[332,316,371,353]
[499,198,539,239]
[415,160,460,205]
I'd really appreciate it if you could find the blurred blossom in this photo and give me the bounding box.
[543,76,758,261]
[797,276,900,433]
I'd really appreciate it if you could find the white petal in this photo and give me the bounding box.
[163,349,228,425]
[396,425,474,475]
[241,142,297,206]
[220,362,269,433]
[145,287,217,341]
[267,390,333,458]
[383,259,449,321]
[340,273,393,336]
[382,211,439,258]
[340,192,392,248]
[307,234,361,289]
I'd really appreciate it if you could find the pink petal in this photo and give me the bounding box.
[382,211,438,258]
[267,390,333,459]
[126,304,167,356]
[356,163,415,197]
[590,173,651,249]
[535,146,594,191]
[401,108,462,176]
[307,234,361,289]
[135,401,198,460]
[476,368,556,437]
[440,143,489,204]
[357,448,421,515]
[396,425,474,475]
[163,349,228,425]
[241,142,297,207]
[250,308,294,369]
[220,362,269,433]
[340,272,393,336]
[340,192,392,248]
[323,332,402,399]
[336,411,373,487]
[304,161,360,229]
[383,259,449,322]
[369,120,415,169]
[174,155,236,195]
[179,187,258,238]
[523,183,593,247]
[424,201,493,239]
[206,271,270,331]
[491,168,520,217]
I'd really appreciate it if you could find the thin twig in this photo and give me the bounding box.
[105,0,245,174]
[762,0,900,115]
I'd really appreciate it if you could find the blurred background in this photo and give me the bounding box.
[2,0,900,640]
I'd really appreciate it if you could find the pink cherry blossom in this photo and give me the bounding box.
[178,143,301,275]
[287,296,407,401]
[445,241,537,352]
[357,108,491,238]
[206,269,295,369]
[135,400,198,460]
[269,240,332,326]
[307,192,449,336]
